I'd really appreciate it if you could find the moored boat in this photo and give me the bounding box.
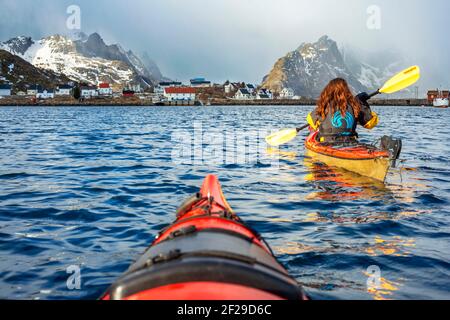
[433,97,449,108]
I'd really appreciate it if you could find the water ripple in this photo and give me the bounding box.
[0,106,449,300]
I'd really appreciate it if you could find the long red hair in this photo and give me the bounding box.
[316,78,361,119]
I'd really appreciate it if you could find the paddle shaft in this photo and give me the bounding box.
[297,124,310,132]
[368,90,380,99]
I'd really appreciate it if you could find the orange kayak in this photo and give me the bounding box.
[305,131,392,182]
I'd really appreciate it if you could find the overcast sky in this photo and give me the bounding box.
[0,0,449,87]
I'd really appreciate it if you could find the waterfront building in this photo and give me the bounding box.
[280,88,295,99]
[0,84,12,96]
[224,81,242,94]
[257,88,273,99]
[56,85,73,96]
[27,85,42,96]
[98,83,113,96]
[427,89,449,103]
[155,81,183,94]
[245,84,256,94]
[164,87,196,101]
[235,88,252,100]
[81,86,99,98]
[123,89,135,97]
[36,89,55,99]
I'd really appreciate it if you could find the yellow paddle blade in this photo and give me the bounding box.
[265,128,299,147]
[379,65,420,94]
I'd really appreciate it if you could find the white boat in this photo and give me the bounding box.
[433,97,449,108]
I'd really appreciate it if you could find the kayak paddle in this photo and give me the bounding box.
[368,65,421,98]
[265,124,309,147]
[265,65,421,147]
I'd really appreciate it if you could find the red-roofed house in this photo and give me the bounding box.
[164,87,196,101]
[98,83,113,96]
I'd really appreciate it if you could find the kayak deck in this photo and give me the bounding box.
[305,132,391,182]
[102,175,308,300]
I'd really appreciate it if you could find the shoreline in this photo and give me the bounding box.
[0,97,434,107]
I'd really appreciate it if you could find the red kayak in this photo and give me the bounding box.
[102,175,308,300]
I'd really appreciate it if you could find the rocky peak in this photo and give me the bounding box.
[262,36,367,98]
[85,32,104,47]
[1,36,34,55]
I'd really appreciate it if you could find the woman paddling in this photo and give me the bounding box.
[307,78,379,143]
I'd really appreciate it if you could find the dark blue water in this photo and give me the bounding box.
[0,106,449,300]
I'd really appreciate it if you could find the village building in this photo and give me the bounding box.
[245,84,256,94]
[56,85,73,96]
[224,81,242,94]
[81,86,98,98]
[235,88,252,100]
[164,87,196,101]
[123,89,135,97]
[190,78,212,88]
[0,84,12,96]
[257,88,273,100]
[36,89,55,99]
[155,81,183,94]
[98,83,113,96]
[27,85,42,96]
[127,84,142,93]
[279,88,295,99]
[427,90,449,103]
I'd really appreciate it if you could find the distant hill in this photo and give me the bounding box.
[0,49,71,92]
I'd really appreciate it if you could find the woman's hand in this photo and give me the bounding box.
[356,92,371,106]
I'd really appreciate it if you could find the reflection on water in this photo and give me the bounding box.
[274,236,415,257]
[265,136,446,300]
[366,274,402,301]
[303,157,389,201]
[366,236,415,257]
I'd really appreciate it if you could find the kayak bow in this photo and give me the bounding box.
[305,131,396,182]
[102,175,308,300]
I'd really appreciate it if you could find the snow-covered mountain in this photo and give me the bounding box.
[262,36,409,98]
[0,49,71,92]
[0,33,165,89]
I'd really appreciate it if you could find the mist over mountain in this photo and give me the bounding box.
[262,36,418,98]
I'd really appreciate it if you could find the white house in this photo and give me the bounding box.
[257,88,273,100]
[98,83,113,96]
[280,88,295,99]
[27,85,42,96]
[235,88,252,100]
[224,82,242,94]
[164,87,196,101]
[36,89,55,99]
[56,85,72,96]
[81,86,98,98]
[245,84,256,94]
[0,84,12,96]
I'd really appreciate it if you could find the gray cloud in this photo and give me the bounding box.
[0,0,448,88]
